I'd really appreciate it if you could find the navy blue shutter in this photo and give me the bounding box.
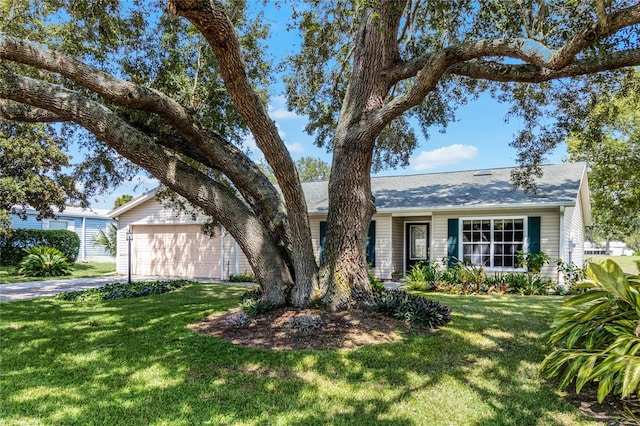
[319,221,327,265]
[366,221,376,267]
[528,216,541,254]
[447,219,459,268]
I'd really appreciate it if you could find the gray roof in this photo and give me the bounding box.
[303,163,587,213]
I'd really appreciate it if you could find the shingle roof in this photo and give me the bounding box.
[303,162,587,213]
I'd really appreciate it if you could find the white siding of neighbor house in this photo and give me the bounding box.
[431,207,561,280]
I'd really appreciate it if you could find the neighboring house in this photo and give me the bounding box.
[11,207,116,262]
[109,162,590,282]
[584,241,635,256]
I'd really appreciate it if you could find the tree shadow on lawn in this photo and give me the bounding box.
[0,287,607,425]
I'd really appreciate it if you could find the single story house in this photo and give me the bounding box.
[109,162,590,282]
[10,207,116,262]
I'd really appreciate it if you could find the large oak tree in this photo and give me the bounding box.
[1,0,640,309]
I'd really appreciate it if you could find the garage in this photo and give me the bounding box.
[131,224,224,279]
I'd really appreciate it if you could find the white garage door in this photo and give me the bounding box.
[132,224,222,279]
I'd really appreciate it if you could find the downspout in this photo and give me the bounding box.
[559,206,565,285]
[81,216,87,262]
[234,241,239,276]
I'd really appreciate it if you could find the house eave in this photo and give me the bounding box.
[107,187,160,218]
[307,201,577,217]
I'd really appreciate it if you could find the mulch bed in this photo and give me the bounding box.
[189,307,429,351]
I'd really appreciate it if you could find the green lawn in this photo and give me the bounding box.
[585,255,640,275]
[0,262,116,284]
[0,284,606,425]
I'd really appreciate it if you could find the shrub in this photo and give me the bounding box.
[286,314,324,332]
[239,297,273,316]
[403,261,441,291]
[541,260,640,402]
[369,271,384,291]
[17,246,72,277]
[0,229,80,265]
[226,312,254,328]
[509,273,552,295]
[239,288,262,302]
[94,223,117,256]
[53,280,190,301]
[516,250,550,274]
[229,272,256,282]
[370,289,451,328]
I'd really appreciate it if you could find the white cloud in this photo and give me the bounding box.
[286,142,305,153]
[412,144,479,171]
[268,95,303,120]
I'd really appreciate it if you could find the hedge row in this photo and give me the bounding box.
[0,229,80,265]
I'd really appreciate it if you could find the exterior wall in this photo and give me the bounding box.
[432,207,561,280]
[309,213,393,280]
[11,213,115,262]
[563,205,585,268]
[113,197,248,279]
[391,217,404,274]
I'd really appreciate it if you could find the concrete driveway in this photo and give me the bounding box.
[0,276,167,302]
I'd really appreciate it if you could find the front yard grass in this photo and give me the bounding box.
[586,255,639,275]
[0,262,116,284]
[0,284,605,425]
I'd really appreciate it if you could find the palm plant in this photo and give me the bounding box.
[94,223,117,257]
[541,260,640,402]
[17,246,73,277]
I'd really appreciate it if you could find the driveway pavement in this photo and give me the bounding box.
[0,276,167,302]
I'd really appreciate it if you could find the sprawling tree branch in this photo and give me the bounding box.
[0,35,293,264]
[0,69,293,303]
[0,99,65,123]
[450,49,640,82]
[375,2,640,131]
[167,0,318,305]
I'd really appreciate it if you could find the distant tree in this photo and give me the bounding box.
[0,121,82,230]
[113,195,133,209]
[295,157,330,182]
[567,72,640,244]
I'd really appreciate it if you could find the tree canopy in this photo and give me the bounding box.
[567,71,640,244]
[1,0,640,309]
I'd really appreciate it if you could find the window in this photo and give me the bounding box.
[461,218,525,268]
[48,220,69,230]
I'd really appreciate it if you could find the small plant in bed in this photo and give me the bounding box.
[53,280,191,301]
[369,289,451,328]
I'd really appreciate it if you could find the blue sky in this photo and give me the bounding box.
[88,4,567,210]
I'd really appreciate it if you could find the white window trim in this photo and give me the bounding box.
[42,218,75,232]
[458,216,528,272]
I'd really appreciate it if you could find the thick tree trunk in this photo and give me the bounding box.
[320,134,377,311]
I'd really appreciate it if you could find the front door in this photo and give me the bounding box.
[405,223,430,271]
